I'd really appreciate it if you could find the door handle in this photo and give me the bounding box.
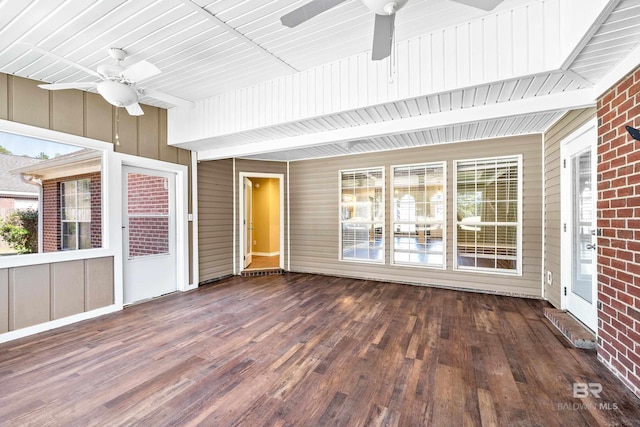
[586,244,596,250]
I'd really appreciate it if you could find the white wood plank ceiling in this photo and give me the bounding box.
[1,0,639,161]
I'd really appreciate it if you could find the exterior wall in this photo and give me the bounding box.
[196,159,288,283]
[596,64,640,397]
[288,135,543,296]
[41,172,102,252]
[543,108,596,308]
[197,159,234,283]
[0,256,113,333]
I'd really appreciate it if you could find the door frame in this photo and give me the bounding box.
[560,119,598,332]
[238,172,285,273]
[115,153,191,298]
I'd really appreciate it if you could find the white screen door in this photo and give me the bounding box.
[244,177,253,268]
[562,125,597,331]
[123,166,177,304]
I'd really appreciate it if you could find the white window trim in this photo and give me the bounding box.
[390,161,446,270]
[453,155,523,276]
[338,166,385,264]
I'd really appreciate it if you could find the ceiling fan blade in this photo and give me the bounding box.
[38,82,98,91]
[23,43,102,78]
[449,0,503,11]
[121,60,161,83]
[280,0,348,27]
[125,103,144,116]
[371,13,395,61]
[142,88,194,108]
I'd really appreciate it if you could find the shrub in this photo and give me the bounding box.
[0,209,38,254]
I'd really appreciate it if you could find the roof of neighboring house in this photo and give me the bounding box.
[11,148,101,181]
[0,153,41,195]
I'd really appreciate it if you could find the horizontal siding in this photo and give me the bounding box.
[289,135,543,297]
[542,108,596,308]
[197,159,234,283]
[197,158,289,282]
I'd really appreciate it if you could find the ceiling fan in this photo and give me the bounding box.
[280,0,504,60]
[34,46,193,116]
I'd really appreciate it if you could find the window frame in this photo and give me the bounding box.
[338,166,385,264]
[390,161,446,269]
[60,178,92,251]
[453,155,523,275]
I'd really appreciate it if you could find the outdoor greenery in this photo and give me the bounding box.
[0,209,38,254]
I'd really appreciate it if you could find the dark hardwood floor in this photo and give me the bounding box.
[1,273,639,426]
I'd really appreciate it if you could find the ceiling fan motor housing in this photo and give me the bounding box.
[361,0,409,15]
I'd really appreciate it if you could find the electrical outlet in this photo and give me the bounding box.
[253,240,257,245]
[546,271,553,285]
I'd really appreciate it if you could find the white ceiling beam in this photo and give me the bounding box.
[195,88,595,160]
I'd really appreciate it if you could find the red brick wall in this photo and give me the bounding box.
[596,64,640,398]
[126,173,169,257]
[42,172,102,252]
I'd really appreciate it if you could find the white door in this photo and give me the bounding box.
[244,177,253,268]
[123,166,177,304]
[562,124,597,332]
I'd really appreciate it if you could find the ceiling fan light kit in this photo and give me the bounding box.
[96,80,138,108]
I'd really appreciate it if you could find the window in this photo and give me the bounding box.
[455,156,521,273]
[61,178,91,250]
[392,162,445,268]
[340,167,384,262]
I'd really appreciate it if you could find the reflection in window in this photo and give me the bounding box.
[392,163,445,268]
[0,131,102,254]
[455,156,520,273]
[340,167,384,262]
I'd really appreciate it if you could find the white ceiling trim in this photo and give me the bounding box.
[196,88,595,160]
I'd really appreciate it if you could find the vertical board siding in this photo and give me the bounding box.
[542,108,595,308]
[0,257,113,333]
[168,0,599,144]
[289,135,543,296]
[197,159,234,283]
[0,73,190,162]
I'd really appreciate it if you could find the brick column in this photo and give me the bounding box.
[596,64,640,398]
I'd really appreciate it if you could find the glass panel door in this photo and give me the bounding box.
[571,151,593,303]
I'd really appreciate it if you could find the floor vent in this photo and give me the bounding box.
[543,307,596,350]
[241,269,286,278]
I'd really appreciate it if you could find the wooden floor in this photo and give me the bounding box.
[1,273,639,426]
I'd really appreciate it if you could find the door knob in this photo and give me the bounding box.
[586,244,596,250]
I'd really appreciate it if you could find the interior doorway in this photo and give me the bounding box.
[561,121,597,332]
[239,173,284,272]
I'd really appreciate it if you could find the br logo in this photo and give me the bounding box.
[573,382,602,398]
